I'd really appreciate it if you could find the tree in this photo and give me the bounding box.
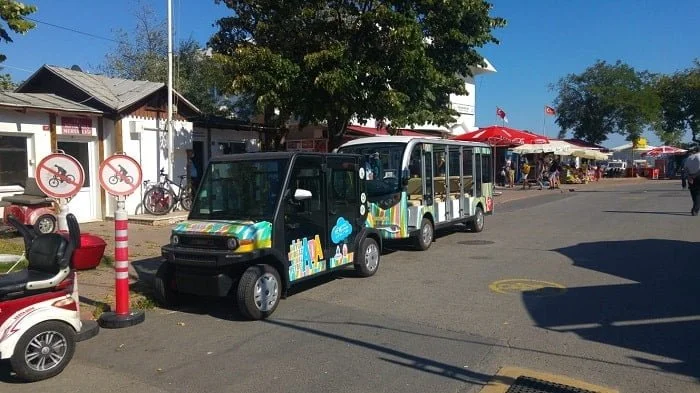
[653,59,700,145]
[0,72,15,91]
[102,3,229,116]
[0,0,36,63]
[210,0,505,149]
[551,60,660,145]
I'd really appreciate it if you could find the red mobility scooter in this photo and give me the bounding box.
[0,213,99,381]
[1,178,58,235]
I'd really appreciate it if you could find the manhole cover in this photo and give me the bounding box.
[458,240,495,245]
[489,279,567,297]
[506,376,598,393]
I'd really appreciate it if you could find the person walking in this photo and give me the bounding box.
[548,158,561,189]
[685,149,700,216]
[521,159,532,189]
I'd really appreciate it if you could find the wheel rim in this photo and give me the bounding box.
[254,273,279,312]
[476,209,484,230]
[422,222,432,244]
[364,242,379,271]
[37,218,54,234]
[24,330,68,372]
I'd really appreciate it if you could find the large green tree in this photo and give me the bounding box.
[211,0,505,149]
[653,59,699,145]
[552,60,660,145]
[102,3,228,116]
[0,0,36,63]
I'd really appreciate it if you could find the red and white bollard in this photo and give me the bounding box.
[98,197,145,328]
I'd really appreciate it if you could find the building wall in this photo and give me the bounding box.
[105,116,194,215]
[1,109,102,223]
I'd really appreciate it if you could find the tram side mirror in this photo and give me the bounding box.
[402,169,410,186]
[294,189,313,201]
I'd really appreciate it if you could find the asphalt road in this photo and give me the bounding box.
[3,180,699,392]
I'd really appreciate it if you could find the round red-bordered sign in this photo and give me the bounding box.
[98,154,143,196]
[35,153,85,198]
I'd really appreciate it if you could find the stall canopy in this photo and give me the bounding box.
[451,125,549,146]
[641,146,687,157]
[511,140,575,155]
[571,149,609,160]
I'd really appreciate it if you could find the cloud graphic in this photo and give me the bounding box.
[331,217,353,244]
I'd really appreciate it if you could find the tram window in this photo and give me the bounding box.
[481,154,492,183]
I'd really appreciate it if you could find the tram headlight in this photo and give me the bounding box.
[227,237,239,250]
[170,234,179,245]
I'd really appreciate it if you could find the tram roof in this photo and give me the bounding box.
[340,136,491,148]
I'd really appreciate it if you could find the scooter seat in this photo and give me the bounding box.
[1,195,52,205]
[0,269,56,298]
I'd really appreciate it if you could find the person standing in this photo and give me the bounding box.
[186,149,199,191]
[684,149,700,216]
[521,160,532,189]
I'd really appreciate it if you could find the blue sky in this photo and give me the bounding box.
[2,0,698,148]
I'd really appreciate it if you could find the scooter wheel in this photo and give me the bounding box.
[11,321,76,382]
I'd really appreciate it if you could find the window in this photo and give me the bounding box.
[481,153,492,183]
[338,143,405,197]
[0,135,28,187]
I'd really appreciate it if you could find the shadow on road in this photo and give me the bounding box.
[525,239,700,379]
[603,210,692,216]
[263,318,513,386]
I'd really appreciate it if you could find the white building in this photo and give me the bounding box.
[4,65,201,221]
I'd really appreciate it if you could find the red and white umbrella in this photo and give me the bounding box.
[452,126,549,146]
[641,146,687,157]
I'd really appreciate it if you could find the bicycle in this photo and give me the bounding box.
[48,173,75,188]
[142,168,193,215]
[108,166,134,185]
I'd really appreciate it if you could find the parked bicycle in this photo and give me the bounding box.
[142,168,193,215]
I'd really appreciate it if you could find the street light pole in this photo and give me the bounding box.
[167,0,174,181]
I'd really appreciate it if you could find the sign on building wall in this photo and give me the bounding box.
[60,117,93,135]
[451,103,475,115]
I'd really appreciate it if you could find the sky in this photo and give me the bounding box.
[2,0,698,148]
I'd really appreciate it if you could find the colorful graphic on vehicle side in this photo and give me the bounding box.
[329,243,354,268]
[288,235,326,281]
[365,192,408,239]
[331,217,353,244]
[173,220,272,252]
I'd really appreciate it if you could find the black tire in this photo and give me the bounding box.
[143,187,174,215]
[180,187,193,211]
[10,321,76,382]
[354,237,380,277]
[237,265,281,320]
[34,214,56,234]
[108,175,118,185]
[467,206,485,233]
[154,262,180,307]
[413,217,433,250]
[48,177,59,188]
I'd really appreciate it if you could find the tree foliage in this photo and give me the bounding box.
[211,0,505,148]
[653,59,699,144]
[0,0,36,63]
[552,60,660,145]
[101,3,228,116]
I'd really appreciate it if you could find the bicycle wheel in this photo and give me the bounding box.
[48,177,59,188]
[126,175,134,184]
[108,175,118,185]
[180,189,193,211]
[66,174,75,183]
[143,187,174,215]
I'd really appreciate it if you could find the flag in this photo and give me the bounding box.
[496,107,508,123]
[545,105,556,116]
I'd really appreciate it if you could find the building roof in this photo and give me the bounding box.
[0,92,102,114]
[346,125,429,137]
[18,65,200,114]
[340,135,489,148]
[564,138,609,151]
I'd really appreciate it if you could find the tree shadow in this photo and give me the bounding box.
[263,318,514,386]
[524,239,700,379]
[603,210,691,216]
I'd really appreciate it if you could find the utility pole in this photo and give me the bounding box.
[167,0,174,180]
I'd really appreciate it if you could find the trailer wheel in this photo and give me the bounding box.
[11,320,76,382]
[154,262,180,307]
[354,237,380,277]
[413,217,433,250]
[237,265,281,320]
[467,206,485,233]
[35,214,56,234]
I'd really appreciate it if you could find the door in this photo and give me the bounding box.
[475,151,483,197]
[326,156,359,269]
[462,147,474,216]
[58,141,98,222]
[284,155,328,282]
[447,146,461,219]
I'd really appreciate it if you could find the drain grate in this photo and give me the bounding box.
[458,240,495,245]
[506,376,599,393]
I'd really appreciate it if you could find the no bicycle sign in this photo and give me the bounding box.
[35,153,85,198]
[98,154,143,197]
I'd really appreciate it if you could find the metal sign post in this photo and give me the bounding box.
[97,154,145,329]
[35,153,85,231]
